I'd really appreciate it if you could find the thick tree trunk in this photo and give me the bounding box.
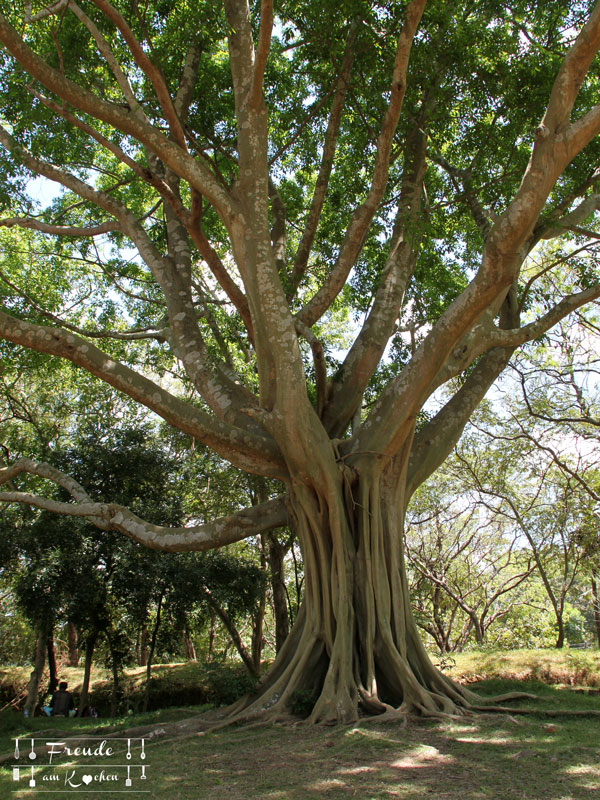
[139,621,149,667]
[77,633,97,717]
[207,613,216,662]
[46,630,58,697]
[234,461,479,724]
[67,622,79,667]
[142,591,163,714]
[24,625,48,717]
[267,532,290,651]
[183,627,197,661]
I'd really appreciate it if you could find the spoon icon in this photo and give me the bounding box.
[126,739,131,760]
[140,739,145,760]
[14,739,19,759]
[28,740,36,760]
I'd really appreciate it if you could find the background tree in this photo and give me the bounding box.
[405,475,535,652]
[454,419,592,648]
[1,0,600,722]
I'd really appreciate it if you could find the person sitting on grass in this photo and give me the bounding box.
[47,681,75,717]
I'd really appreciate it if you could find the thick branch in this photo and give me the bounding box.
[544,2,600,132]
[0,217,119,237]
[488,287,600,349]
[0,457,288,551]
[0,312,286,478]
[296,0,427,328]
[323,124,428,437]
[357,3,600,458]
[251,0,273,109]
[405,284,599,488]
[484,2,600,261]
[288,23,358,296]
[0,457,93,504]
[174,44,202,124]
[0,124,251,419]
[0,13,237,225]
[539,193,600,239]
[406,346,516,498]
[88,0,187,148]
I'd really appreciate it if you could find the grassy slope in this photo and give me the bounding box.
[1,650,600,799]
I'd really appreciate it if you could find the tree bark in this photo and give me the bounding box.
[24,624,48,717]
[67,621,79,667]
[251,535,268,672]
[2,0,597,728]
[183,628,196,662]
[267,532,290,651]
[202,585,259,679]
[46,630,58,697]
[108,633,123,718]
[555,616,566,649]
[77,633,97,717]
[139,620,149,667]
[234,457,481,724]
[207,613,216,662]
[142,591,164,713]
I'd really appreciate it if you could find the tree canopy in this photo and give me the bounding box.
[1,0,600,723]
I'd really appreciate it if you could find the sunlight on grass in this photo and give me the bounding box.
[454,734,525,744]
[307,777,346,791]
[337,764,377,774]
[390,744,454,768]
[3,651,600,799]
[563,763,600,791]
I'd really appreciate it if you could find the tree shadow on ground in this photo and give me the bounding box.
[2,682,599,799]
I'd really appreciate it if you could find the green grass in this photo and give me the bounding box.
[1,650,600,799]
[444,648,600,688]
[1,688,599,799]
[1,660,256,717]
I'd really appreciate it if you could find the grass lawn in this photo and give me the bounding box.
[1,652,600,798]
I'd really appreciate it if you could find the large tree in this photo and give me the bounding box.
[1,0,600,723]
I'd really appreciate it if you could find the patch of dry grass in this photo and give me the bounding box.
[445,649,600,688]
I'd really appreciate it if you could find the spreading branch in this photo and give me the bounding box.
[287,22,358,296]
[0,12,238,225]
[0,313,286,479]
[296,0,428,329]
[0,457,288,551]
[0,217,119,237]
[251,0,273,108]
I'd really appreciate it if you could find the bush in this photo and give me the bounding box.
[203,663,257,707]
[287,689,317,718]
